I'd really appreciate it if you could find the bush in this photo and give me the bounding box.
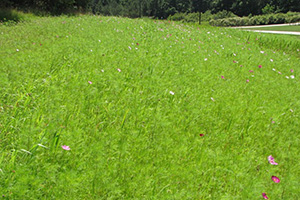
[168,10,238,24]
[209,12,300,27]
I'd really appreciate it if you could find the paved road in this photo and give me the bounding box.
[233,22,300,35]
[245,30,300,35]
[235,22,300,29]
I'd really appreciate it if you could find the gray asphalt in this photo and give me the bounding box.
[232,22,300,35]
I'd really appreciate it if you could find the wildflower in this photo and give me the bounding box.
[260,51,264,54]
[233,53,236,56]
[262,193,269,199]
[286,76,290,79]
[290,75,295,79]
[62,145,71,151]
[249,70,254,73]
[246,79,249,83]
[204,58,208,61]
[272,68,276,71]
[221,76,225,79]
[268,155,278,165]
[128,46,132,50]
[136,43,139,45]
[117,68,121,72]
[210,97,215,102]
[271,176,280,183]
[290,109,293,112]
[258,65,262,68]
[272,121,275,123]
[233,60,237,63]
[16,49,19,52]
[88,81,92,84]
[278,71,282,74]
[270,59,273,62]
[291,69,294,73]
[169,91,175,95]
[199,134,204,137]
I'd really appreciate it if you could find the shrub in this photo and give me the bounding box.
[209,12,300,27]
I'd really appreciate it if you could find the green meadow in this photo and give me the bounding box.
[0,15,300,199]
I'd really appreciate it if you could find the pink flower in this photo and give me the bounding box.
[272,121,275,124]
[262,193,269,199]
[136,43,139,45]
[278,71,282,74]
[233,60,237,63]
[268,155,278,165]
[291,69,294,73]
[221,76,225,79]
[117,68,121,72]
[199,134,204,137]
[88,81,92,84]
[271,176,280,183]
[246,79,249,83]
[249,70,254,73]
[62,145,71,151]
[258,65,262,68]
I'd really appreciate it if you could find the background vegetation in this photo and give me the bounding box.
[1,0,300,18]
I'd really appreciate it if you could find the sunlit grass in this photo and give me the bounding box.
[0,15,299,199]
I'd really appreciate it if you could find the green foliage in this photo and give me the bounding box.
[0,8,35,23]
[2,0,300,18]
[262,4,276,15]
[168,10,238,23]
[210,12,300,26]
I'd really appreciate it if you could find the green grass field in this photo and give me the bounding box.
[1,15,300,199]
[246,25,300,32]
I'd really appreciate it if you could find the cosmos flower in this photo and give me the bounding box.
[271,176,280,183]
[262,193,269,199]
[62,145,71,151]
[268,155,278,165]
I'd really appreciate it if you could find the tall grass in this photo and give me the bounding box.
[0,15,299,199]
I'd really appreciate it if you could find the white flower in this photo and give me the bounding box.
[270,59,273,62]
[260,51,264,54]
[272,68,276,71]
[169,91,175,95]
[16,49,19,52]
[204,58,208,61]
[210,97,215,102]
[286,76,290,79]
[290,75,295,79]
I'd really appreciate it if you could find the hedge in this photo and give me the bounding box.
[209,12,300,27]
